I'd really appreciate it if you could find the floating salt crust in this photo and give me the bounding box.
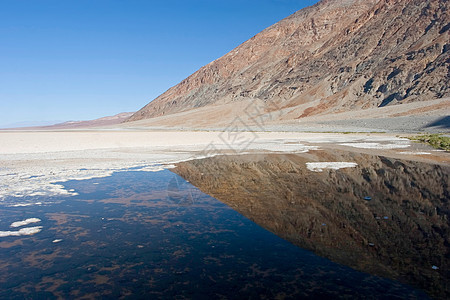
[306,162,358,172]
[10,218,41,228]
[0,226,43,237]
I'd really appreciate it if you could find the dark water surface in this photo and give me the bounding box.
[174,151,450,299]
[0,169,430,299]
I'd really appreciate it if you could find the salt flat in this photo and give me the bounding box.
[0,130,448,203]
[0,130,417,154]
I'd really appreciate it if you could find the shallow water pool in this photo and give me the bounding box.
[0,169,428,299]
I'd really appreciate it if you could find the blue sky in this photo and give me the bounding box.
[0,0,317,126]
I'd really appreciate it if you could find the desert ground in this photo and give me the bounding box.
[0,129,448,204]
[121,97,450,133]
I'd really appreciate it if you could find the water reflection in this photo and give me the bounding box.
[0,169,429,299]
[174,151,449,299]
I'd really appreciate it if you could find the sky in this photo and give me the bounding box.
[0,0,318,127]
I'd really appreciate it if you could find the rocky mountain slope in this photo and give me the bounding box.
[127,0,449,124]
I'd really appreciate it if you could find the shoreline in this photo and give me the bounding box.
[1,129,449,298]
[0,130,448,201]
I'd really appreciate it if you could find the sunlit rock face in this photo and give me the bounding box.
[129,0,449,123]
[174,151,450,298]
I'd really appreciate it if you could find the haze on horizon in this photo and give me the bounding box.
[0,0,317,128]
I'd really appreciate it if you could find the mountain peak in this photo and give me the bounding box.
[128,0,449,123]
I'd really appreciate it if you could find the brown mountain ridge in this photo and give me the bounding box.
[127,0,449,125]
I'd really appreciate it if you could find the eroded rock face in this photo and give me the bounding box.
[128,0,449,122]
[174,151,450,298]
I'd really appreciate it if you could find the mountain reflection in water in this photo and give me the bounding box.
[0,168,431,299]
[174,150,449,299]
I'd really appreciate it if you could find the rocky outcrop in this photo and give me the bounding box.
[174,151,450,298]
[128,0,449,123]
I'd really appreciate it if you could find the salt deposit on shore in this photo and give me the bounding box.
[339,142,410,149]
[399,151,431,155]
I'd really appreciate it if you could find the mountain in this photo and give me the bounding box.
[45,112,135,129]
[0,120,65,129]
[127,0,449,126]
[2,112,134,130]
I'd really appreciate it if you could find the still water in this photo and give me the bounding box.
[174,151,450,299]
[0,169,429,299]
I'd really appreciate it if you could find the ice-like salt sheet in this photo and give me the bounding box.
[399,152,431,155]
[340,143,410,149]
[10,202,42,207]
[306,162,358,172]
[0,226,43,237]
[10,218,41,228]
[135,164,176,172]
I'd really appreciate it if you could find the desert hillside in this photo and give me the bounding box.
[127,0,449,125]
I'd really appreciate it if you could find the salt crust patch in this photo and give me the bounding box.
[10,218,41,228]
[399,151,431,155]
[293,136,410,144]
[340,142,410,149]
[306,162,358,172]
[0,226,43,237]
